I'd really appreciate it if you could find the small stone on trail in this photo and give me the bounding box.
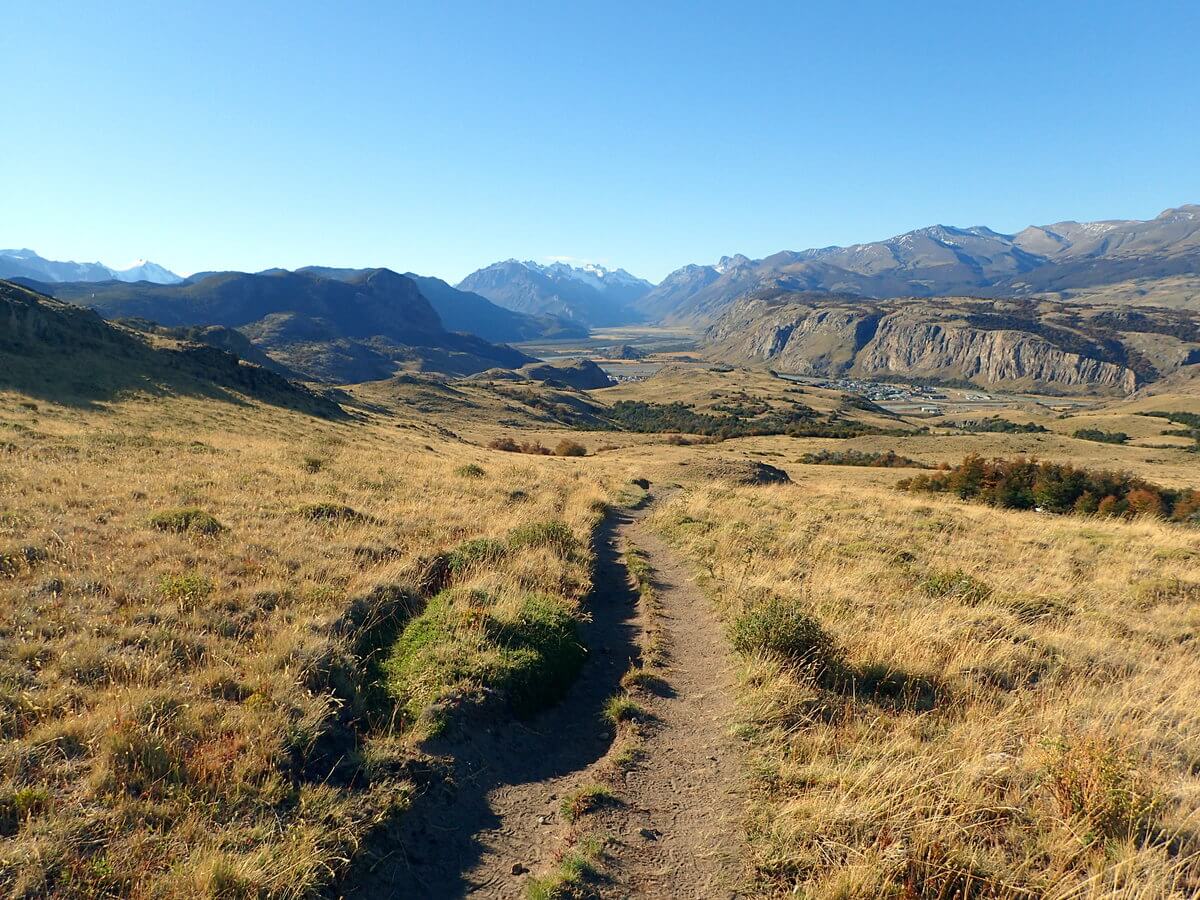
[639,828,661,841]
[511,863,529,876]
[538,814,552,826]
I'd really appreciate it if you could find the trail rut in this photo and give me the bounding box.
[344,501,745,898]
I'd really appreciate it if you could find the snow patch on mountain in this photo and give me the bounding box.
[513,259,651,292]
[0,248,181,284]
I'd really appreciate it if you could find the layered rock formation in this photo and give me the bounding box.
[706,292,1197,395]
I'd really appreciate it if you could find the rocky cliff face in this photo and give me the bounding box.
[855,314,1138,393]
[706,299,877,376]
[704,292,1193,395]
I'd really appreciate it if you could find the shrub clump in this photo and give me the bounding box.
[1044,735,1160,843]
[728,598,841,676]
[801,449,931,468]
[920,568,993,604]
[553,439,587,457]
[385,590,585,722]
[0,786,50,837]
[159,571,215,606]
[0,545,48,577]
[487,436,551,455]
[608,399,895,439]
[148,508,226,536]
[297,503,366,523]
[1073,428,1130,445]
[455,463,486,478]
[899,454,1200,523]
[508,521,577,556]
[447,537,509,573]
[952,417,1048,434]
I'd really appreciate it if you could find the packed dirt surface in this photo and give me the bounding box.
[596,519,747,898]
[343,500,745,898]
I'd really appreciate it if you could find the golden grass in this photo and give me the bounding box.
[0,389,609,897]
[650,478,1200,898]
[2,359,1197,898]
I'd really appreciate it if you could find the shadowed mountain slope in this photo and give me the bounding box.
[18,269,534,383]
[0,279,342,415]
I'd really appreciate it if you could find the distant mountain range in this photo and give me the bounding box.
[0,248,181,284]
[457,260,652,327]
[642,205,1200,322]
[18,269,534,383]
[4,202,1198,395]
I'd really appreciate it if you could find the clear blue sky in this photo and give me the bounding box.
[4,1,1197,282]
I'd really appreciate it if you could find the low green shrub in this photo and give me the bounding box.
[159,571,215,605]
[1044,735,1160,843]
[508,521,577,556]
[527,837,606,900]
[297,503,365,523]
[148,508,225,536]
[729,598,841,675]
[0,786,50,836]
[0,545,48,577]
[456,463,486,478]
[603,694,646,724]
[447,537,509,573]
[386,590,584,724]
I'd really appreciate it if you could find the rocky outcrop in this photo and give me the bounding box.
[706,298,877,376]
[704,293,1174,395]
[518,358,615,390]
[854,315,1138,393]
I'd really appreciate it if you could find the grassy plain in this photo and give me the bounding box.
[2,355,1199,898]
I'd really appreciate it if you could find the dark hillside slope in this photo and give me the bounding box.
[20,269,534,382]
[0,280,342,415]
[403,274,587,342]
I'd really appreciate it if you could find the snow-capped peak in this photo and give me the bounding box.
[512,259,650,291]
[109,259,183,284]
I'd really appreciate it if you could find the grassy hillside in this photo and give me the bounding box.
[650,477,1200,897]
[0,387,612,896]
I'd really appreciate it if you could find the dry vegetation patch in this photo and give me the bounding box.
[0,392,609,897]
[650,479,1200,897]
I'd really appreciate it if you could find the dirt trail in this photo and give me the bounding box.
[597,518,746,898]
[343,502,744,898]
